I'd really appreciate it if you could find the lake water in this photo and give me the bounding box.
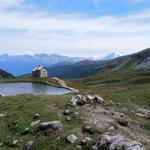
[0,82,71,96]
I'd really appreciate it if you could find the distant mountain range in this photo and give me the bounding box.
[47,48,150,79]
[0,54,84,76]
[0,49,150,80]
[0,52,121,76]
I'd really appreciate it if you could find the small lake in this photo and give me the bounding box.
[0,82,71,96]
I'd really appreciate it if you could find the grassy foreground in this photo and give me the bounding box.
[0,94,87,150]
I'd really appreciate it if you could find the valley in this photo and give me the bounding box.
[0,49,150,150]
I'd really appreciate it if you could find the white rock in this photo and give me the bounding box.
[24,141,34,149]
[67,134,78,144]
[70,97,78,107]
[0,113,6,118]
[11,140,19,147]
[30,120,41,126]
[39,121,62,130]
[94,132,145,150]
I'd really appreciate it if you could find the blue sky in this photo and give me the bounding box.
[0,0,150,57]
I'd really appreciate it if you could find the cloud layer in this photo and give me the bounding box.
[0,0,150,56]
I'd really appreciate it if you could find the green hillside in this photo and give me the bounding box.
[0,69,14,78]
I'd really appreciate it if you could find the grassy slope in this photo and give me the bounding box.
[0,69,14,78]
[0,55,150,149]
[75,58,150,148]
[0,94,87,150]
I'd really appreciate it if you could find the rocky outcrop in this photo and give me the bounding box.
[70,95,104,107]
[92,132,145,150]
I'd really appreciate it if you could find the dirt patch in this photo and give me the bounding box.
[82,105,150,148]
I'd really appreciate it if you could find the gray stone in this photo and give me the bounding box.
[117,118,128,127]
[30,120,40,126]
[74,112,79,116]
[24,141,34,149]
[39,121,62,130]
[93,132,145,150]
[10,140,19,147]
[64,109,70,115]
[81,137,92,146]
[93,95,104,103]
[70,96,78,107]
[21,128,30,135]
[33,113,40,120]
[66,134,78,144]
[0,113,6,118]
[82,126,97,135]
[66,116,71,121]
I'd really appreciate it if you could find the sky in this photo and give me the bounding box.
[0,0,150,57]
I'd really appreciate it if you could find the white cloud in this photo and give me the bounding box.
[0,1,150,56]
[0,0,24,9]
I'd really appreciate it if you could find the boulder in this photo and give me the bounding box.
[39,121,62,130]
[93,132,145,150]
[70,95,104,107]
[66,134,78,144]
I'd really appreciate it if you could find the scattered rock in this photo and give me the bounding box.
[30,120,40,126]
[66,134,78,144]
[33,113,40,120]
[24,141,34,149]
[10,140,19,147]
[117,118,128,127]
[21,128,30,135]
[82,126,98,135]
[64,109,70,115]
[108,126,115,131]
[0,113,6,118]
[81,137,92,146]
[70,95,105,107]
[93,95,104,104]
[136,113,146,117]
[39,121,62,130]
[120,113,124,117]
[70,96,79,107]
[91,145,98,150]
[116,103,121,106]
[76,145,82,149]
[66,116,71,121]
[93,132,145,150]
[74,112,79,116]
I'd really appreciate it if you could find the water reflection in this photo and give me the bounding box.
[0,82,71,96]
